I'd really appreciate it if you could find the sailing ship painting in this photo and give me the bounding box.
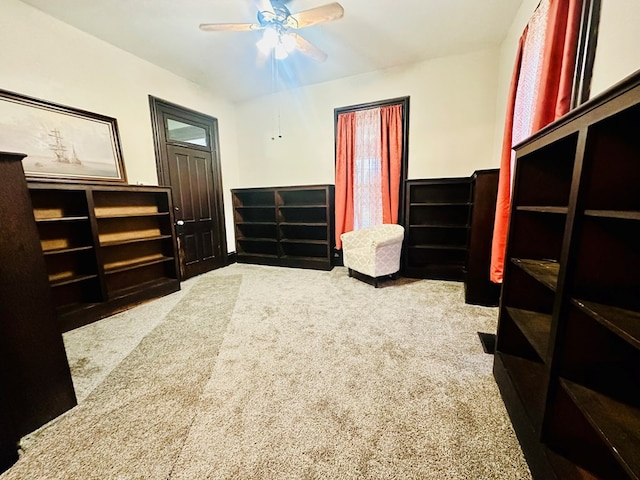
[48,129,82,166]
[0,90,126,182]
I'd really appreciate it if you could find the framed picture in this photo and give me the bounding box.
[0,89,127,183]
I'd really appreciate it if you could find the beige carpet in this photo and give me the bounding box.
[1,264,531,479]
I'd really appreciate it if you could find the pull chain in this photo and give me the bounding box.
[270,51,283,140]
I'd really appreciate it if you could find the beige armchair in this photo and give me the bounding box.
[340,224,405,287]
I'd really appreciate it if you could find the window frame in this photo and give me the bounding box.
[334,96,410,225]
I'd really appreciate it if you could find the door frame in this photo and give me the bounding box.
[148,96,228,275]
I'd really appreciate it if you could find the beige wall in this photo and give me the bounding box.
[590,0,640,97]
[8,0,636,251]
[235,0,640,192]
[234,47,501,188]
[1,0,240,247]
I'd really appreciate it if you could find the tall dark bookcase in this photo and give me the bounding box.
[232,184,334,270]
[0,154,76,473]
[494,69,640,479]
[465,169,501,306]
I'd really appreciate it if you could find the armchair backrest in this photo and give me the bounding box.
[340,224,405,279]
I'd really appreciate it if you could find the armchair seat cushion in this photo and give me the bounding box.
[340,224,405,280]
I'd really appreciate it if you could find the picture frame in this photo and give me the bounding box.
[0,89,127,184]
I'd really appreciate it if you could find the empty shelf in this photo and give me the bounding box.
[561,379,640,480]
[511,258,560,291]
[505,307,552,362]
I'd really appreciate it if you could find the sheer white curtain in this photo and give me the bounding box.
[510,0,550,189]
[353,107,382,229]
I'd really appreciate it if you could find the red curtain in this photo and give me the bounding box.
[335,112,356,249]
[532,0,582,130]
[335,105,403,249]
[490,34,526,284]
[380,104,403,224]
[490,0,582,283]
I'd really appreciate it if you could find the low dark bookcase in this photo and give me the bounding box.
[494,69,640,479]
[232,184,335,270]
[28,182,181,332]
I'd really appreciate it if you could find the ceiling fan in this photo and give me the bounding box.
[199,0,344,62]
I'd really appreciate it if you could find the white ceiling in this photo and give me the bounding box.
[20,0,524,103]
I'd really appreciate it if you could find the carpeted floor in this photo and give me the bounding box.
[2,264,532,479]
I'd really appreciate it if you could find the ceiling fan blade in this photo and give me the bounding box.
[255,0,275,15]
[290,32,328,62]
[289,2,344,29]
[199,22,261,32]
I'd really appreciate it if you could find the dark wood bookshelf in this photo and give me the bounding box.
[232,185,334,270]
[494,68,640,479]
[28,182,180,332]
[404,170,501,306]
[403,177,472,281]
[0,153,76,472]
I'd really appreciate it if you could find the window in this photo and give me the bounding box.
[334,97,409,248]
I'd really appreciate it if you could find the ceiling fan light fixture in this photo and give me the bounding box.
[274,42,289,59]
[281,33,296,53]
[256,27,279,54]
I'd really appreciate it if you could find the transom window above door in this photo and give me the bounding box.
[166,118,208,147]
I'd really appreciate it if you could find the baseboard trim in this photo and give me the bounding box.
[227,251,238,265]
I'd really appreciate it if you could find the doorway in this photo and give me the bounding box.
[149,97,227,279]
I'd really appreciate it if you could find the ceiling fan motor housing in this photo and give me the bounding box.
[258,1,295,30]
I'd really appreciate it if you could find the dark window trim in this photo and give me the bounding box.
[571,0,601,108]
[149,96,219,182]
[334,96,410,226]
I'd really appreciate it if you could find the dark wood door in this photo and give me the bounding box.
[167,144,224,277]
[150,97,227,279]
